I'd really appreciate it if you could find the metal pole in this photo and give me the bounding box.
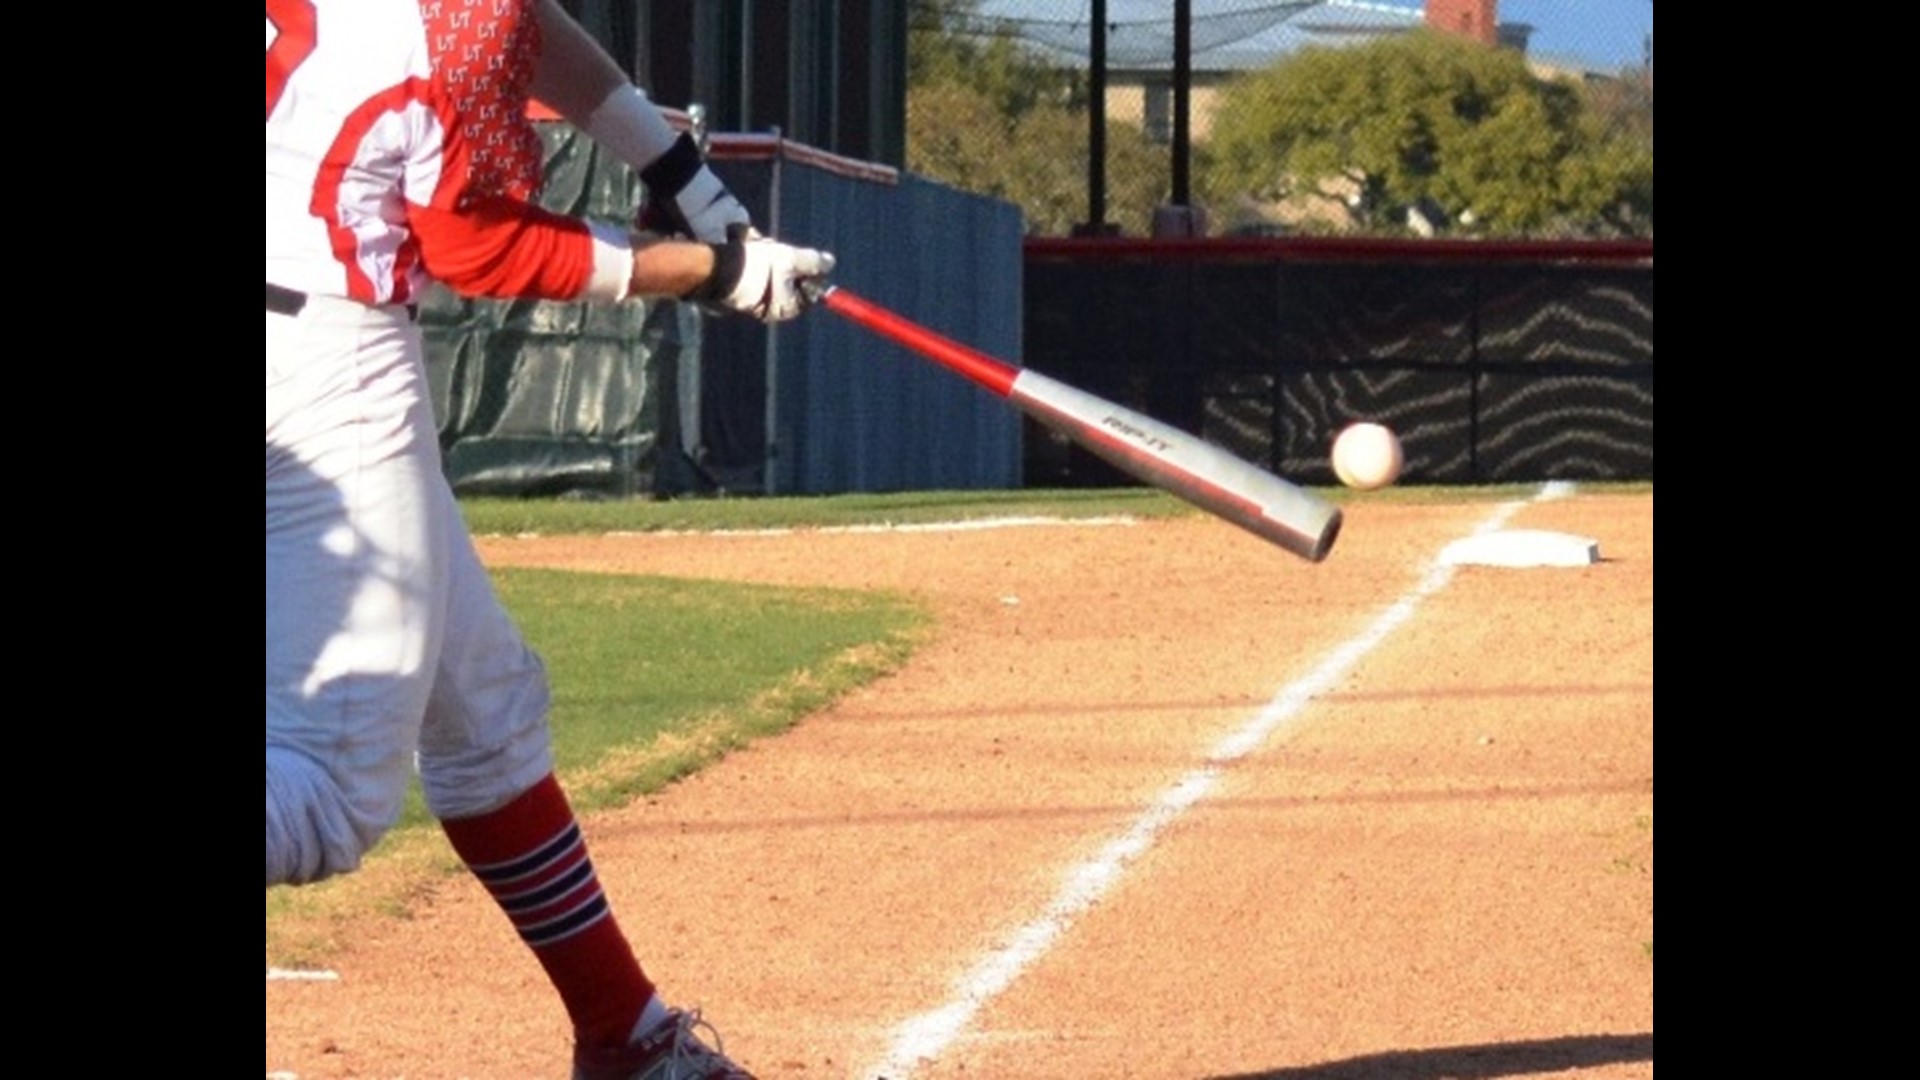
[1172,0,1191,206]
[739,0,754,130]
[762,127,784,494]
[1088,0,1107,231]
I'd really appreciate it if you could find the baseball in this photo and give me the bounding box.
[1331,422,1403,490]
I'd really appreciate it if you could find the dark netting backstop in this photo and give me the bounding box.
[1023,236,1653,487]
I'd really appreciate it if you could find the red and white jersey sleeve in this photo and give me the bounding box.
[266,0,629,305]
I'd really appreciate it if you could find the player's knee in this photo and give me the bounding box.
[417,727,555,822]
[265,745,410,886]
[417,661,553,821]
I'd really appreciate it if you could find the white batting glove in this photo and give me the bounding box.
[689,227,835,324]
[638,133,753,243]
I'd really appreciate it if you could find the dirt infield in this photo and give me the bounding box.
[266,490,1653,1079]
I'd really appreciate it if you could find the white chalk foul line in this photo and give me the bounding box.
[266,967,339,981]
[864,487,1555,1079]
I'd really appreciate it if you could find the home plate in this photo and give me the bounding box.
[1439,529,1599,568]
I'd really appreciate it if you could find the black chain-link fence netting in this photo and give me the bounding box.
[907,1,1652,239]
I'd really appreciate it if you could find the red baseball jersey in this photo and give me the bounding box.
[266,0,609,305]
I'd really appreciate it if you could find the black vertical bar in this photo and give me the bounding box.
[1088,0,1107,230]
[643,2,697,106]
[750,1,788,137]
[630,0,654,90]
[874,2,907,167]
[740,0,757,132]
[1172,0,1191,206]
[694,3,742,133]
[850,1,906,167]
[839,0,869,159]
[821,0,840,150]
[787,0,819,146]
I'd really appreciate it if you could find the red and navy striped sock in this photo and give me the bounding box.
[441,773,655,1050]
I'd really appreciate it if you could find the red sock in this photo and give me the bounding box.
[441,773,655,1050]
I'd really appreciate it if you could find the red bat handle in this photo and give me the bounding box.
[816,286,1019,398]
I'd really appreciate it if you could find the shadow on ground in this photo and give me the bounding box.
[1206,1032,1653,1079]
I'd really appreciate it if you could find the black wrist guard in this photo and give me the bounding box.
[640,132,703,197]
[685,237,746,303]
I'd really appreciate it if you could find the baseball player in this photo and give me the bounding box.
[266,2,829,1077]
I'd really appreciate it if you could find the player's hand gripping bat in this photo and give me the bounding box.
[805,282,1341,563]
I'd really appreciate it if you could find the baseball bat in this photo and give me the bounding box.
[808,284,1342,563]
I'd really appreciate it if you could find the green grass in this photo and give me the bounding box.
[267,482,1651,965]
[385,568,929,829]
[267,559,926,967]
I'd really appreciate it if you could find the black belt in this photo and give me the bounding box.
[266,282,306,316]
[267,282,418,322]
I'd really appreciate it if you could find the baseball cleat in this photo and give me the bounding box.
[571,1008,754,1080]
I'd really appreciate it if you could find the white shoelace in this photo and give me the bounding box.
[663,1009,747,1079]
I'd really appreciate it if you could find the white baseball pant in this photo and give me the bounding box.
[266,293,554,887]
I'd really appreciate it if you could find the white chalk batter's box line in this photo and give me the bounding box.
[266,967,338,981]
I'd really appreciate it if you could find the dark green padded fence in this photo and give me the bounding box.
[422,123,1026,498]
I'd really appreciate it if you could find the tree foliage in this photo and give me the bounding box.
[1201,31,1653,237]
[904,8,1651,238]
[905,0,1167,236]
[1569,66,1654,236]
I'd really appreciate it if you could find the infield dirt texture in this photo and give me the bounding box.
[266,490,1654,1079]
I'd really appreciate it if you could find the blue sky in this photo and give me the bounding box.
[1499,1,1652,69]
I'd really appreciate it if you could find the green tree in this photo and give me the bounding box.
[1569,62,1654,236]
[1200,30,1652,238]
[906,1,1167,235]
[909,1,1085,117]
